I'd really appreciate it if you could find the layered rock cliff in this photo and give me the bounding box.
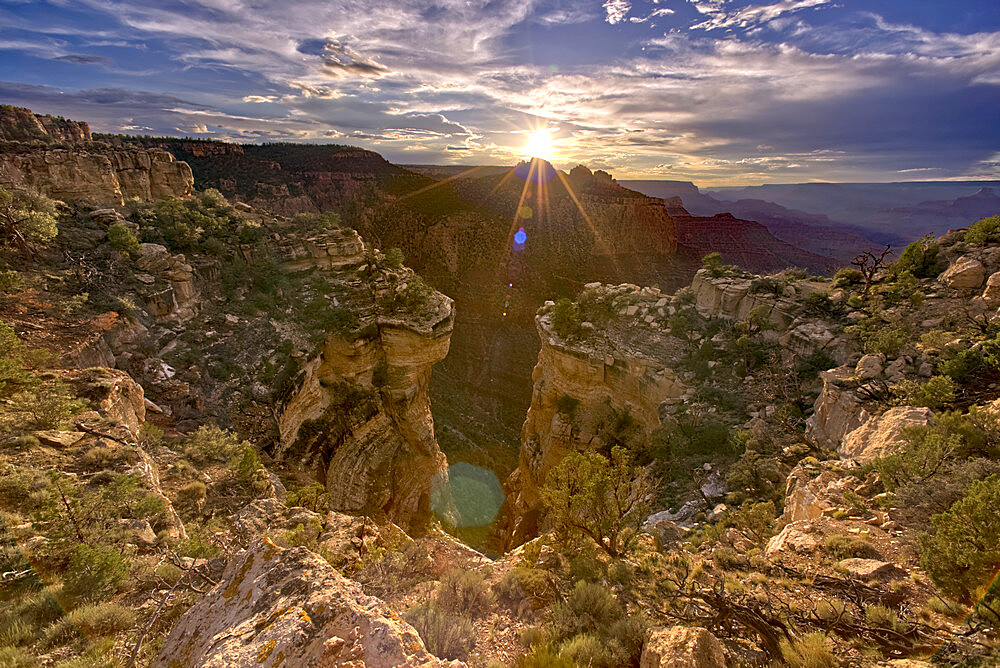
[0,106,193,205]
[274,286,455,530]
[496,283,687,548]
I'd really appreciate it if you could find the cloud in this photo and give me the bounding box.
[689,0,832,31]
[322,39,389,78]
[52,54,114,66]
[604,0,631,25]
[1,0,998,182]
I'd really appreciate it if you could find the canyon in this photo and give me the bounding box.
[2,106,998,667]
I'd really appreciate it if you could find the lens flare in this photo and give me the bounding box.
[523,128,555,160]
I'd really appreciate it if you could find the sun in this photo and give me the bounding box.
[523,128,556,161]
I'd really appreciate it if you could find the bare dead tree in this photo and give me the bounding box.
[852,245,893,295]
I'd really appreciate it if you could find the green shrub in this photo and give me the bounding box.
[403,604,475,661]
[62,545,130,603]
[832,267,864,287]
[893,234,944,278]
[864,604,908,633]
[863,326,909,356]
[779,632,837,668]
[558,633,613,667]
[965,215,1000,245]
[436,569,495,619]
[181,425,247,463]
[823,535,880,560]
[814,598,853,624]
[384,247,405,269]
[548,581,622,641]
[938,347,995,385]
[550,297,580,338]
[64,603,135,636]
[701,252,736,277]
[176,481,207,510]
[106,223,141,257]
[235,445,263,481]
[285,482,329,512]
[902,375,956,409]
[517,644,574,668]
[919,475,1000,604]
[0,186,59,253]
[0,646,36,667]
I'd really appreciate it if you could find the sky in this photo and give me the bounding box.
[1,0,999,184]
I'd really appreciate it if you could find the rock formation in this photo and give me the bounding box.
[497,283,686,548]
[0,106,193,205]
[275,289,455,530]
[640,626,727,668]
[154,539,456,668]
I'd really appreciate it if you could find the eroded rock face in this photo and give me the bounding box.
[838,406,932,463]
[982,271,1000,306]
[496,306,684,549]
[275,297,455,532]
[154,540,456,668]
[0,109,193,205]
[640,626,727,668]
[0,106,92,144]
[135,243,199,321]
[805,366,870,450]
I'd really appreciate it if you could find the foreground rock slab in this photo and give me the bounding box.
[154,539,457,668]
[640,626,727,668]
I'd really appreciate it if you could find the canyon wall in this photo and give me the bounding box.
[0,106,193,205]
[496,285,686,548]
[274,297,455,530]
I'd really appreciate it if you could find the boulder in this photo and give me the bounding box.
[941,256,985,290]
[33,430,86,448]
[854,354,885,380]
[765,521,822,557]
[153,540,455,668]
[640,626,727,668]
[982,271,1000,306]
[839,406,932,463]
[838,558,906,581]
[805,366,870,450]
[782,463,846,523]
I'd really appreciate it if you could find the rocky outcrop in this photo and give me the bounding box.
[154,540,455,668]
[135,243,199,321]
[66,366,147,436]
[0,141,193,205]
[0,108,193,205]
[640,626,727,668]
[691,270,853,363]
[0,105,92,144]
[275,290,455,531]
[982,271,1000,306]
[497,291,685,548]
[838,406,932,463]
[805,366,870,450]
[940,255,985,290]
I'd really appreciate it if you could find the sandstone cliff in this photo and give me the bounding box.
[496,283,687,548]
[0,107,193,205]
[275,286,455,530]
